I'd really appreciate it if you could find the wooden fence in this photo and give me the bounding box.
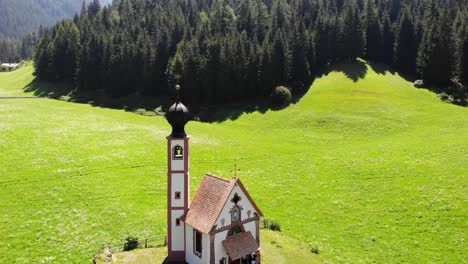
[103,234,167,253]
[102,218,273,254]
[260,218,271,229]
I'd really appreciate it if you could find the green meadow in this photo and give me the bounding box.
[0,62,466,263]
[96,230,326,264]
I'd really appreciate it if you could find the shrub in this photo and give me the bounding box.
[414,80,424,88]
[270,86,292,107]
[269,221,281,232]
[124,236,139,251]
[311,246,320,254]
[142,111,156,117]
[134,108,146,115]
[154,106,165,116]
[58,95,71,102]
[439,93,451,102]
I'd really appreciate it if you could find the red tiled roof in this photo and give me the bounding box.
[222,231,259,260]
[184,174,236,233]
[184,174,263,233]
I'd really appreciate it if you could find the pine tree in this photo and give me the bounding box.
[271,31,290,87]
[52,20,80,81]
[381,12,394,65]
[417,10,452,85]
[365,0,382,61]
[290,19,311,93]
[88,0,101,17]
[315,12,330,67]
[460,28,468,85]
[451,11,466,80]
[341,2,365,61]
[394,8,417,75]
[258,39,274,96]
[80,1,87,18]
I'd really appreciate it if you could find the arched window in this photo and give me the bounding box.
[228,225,243,237]
[231,205,241,222]
[172,145,183,159]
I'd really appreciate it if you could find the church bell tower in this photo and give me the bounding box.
[165,85,190,262]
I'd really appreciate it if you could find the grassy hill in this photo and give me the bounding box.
[0,61,466,263]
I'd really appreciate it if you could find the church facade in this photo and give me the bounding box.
[165,88,262,264]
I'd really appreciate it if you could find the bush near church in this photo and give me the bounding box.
[124,237,139,251]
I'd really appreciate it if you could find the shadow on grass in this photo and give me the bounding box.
[368,61,397,76]
[195,99,270,123]
[18,74,319,124]
[319,59,368,82]
[367,61,419,82]
[25,59,431,123]
[23,78,171,111]
[23,79,74,97]
[318,58,420,86]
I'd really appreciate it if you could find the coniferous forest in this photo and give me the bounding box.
[0,0,112,62]
[33,0,468,105]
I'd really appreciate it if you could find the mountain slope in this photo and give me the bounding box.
[0,0,112,39]
[0,62,466,263]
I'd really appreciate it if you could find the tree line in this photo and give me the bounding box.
[0,33,40,63]
[33,0,468,105]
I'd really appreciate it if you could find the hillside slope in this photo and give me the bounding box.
[0,0,112,39]
[0,62,466,263]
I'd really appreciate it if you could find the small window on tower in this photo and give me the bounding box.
[175,192,181,199]
[176,218,180,226]
[173,145,183,160]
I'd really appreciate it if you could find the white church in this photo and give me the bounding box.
[165,87,263,264]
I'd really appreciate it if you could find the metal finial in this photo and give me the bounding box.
[175,85,181,102]
[231,164,240,178]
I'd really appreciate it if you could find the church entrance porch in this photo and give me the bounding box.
[223,231,260,264]
[229,253,259,264]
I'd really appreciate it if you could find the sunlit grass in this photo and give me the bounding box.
[0,62,36,96]
[0,62,466,263]
[95,230,326,264]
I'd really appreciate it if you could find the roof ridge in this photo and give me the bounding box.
[204,173,231,183]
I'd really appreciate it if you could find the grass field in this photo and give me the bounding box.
[95,230,326,264]
[0,61,466,263]
[0,62,36,97]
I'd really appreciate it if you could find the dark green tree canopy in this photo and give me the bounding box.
[31,0,468,105]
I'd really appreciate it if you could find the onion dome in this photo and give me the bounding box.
[166,85,190,138]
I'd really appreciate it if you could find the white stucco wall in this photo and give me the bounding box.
[214,230,229,263]
[211,184,260,262]
[214,185,258,228]
[185,224,210,264]
[171,173,185,207]
[185,225,198,264]
[202,232,210,262]
[170,140,185,171]
[244,221,257,240]
[171,210,185,251]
